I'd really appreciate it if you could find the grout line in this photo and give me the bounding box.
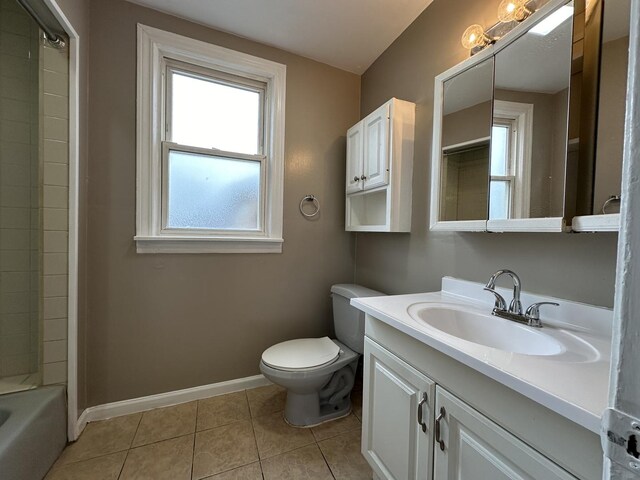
[190,399,199,480]
[317,441,337,480]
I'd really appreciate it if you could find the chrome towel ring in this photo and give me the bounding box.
[300,195,320,218]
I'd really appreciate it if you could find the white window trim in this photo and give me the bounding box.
[135,24,286,254]
[493,100,533,219]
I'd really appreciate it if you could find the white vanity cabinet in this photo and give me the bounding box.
[362,338,435,480]
[345,98,414,232]
[362,331,596,480]
[434,388,577,480]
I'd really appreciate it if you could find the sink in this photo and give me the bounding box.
[407,303,566,356]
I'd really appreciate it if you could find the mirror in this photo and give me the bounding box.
[439,59,494,224]
[489,3,573,224]
[431,0,586,232]
[592,0,628,216]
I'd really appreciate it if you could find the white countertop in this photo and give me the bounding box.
[351,277,612,434]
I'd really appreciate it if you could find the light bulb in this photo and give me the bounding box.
[461,24,490,50]
[497,0,532,23]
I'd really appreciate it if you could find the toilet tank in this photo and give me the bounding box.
[330,284,385,354]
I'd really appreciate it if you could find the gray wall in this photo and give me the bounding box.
[81,0,359,406]
[357,0,618,307]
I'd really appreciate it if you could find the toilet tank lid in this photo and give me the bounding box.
[331,284,385,299]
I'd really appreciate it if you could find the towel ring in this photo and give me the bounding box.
[300,195,320,218]
[602,195,621,214]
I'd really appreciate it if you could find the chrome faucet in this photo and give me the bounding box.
[484,269,558,328]
[484,269,522,314]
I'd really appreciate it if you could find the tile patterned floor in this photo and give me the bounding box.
[46,384,372,479]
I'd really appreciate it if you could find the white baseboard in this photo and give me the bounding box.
[75,374,271,438]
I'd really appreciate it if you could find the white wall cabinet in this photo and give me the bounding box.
[345,98,414,232]
[363,337,579,480]
[362,338,435,480]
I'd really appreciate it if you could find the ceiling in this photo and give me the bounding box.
[126,0,434,74]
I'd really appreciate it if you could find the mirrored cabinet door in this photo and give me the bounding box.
[431,57,494,231]
[487,0,574,231]
[573,0,628,232]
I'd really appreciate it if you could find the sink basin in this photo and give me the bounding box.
[407,303,566,356]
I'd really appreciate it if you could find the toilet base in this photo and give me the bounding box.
[283,359,358,427]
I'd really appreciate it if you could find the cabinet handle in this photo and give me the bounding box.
[360,175,367,181]
[417,392,428,433]
[435,406,446,451]
[353,176,360,182]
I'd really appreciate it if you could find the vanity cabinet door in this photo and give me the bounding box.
[433,387,577,480]
[346,121,364,194]
[362,337,435,480]
[362,103,390,191]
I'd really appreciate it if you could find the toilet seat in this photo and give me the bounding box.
[261,337,341,371]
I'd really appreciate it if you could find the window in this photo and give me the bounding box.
[489,101,533,220]
[136,25,286,253]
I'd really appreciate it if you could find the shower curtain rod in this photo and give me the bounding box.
[16,0,66,49]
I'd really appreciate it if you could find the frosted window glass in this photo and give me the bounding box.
[170,71,261,154]
[489,180,510,220]
[491,125,509,176]
[166,150,260,230]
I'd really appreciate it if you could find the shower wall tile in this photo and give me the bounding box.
[41,40,69,386]
[44,318,66,341]
[43,360,66,384]
[43,339,66,363]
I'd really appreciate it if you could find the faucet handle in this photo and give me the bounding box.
[484,287,507,311]
[524,302,559,323]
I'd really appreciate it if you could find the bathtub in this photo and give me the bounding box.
[0,386,66,480]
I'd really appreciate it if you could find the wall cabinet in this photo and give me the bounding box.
[363,337,579,480]
[345,98,414,232]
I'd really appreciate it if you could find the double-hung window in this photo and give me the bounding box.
[136,25,286,253]
[489,100,533,220]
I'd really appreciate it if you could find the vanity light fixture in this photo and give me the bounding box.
[530,5,574,35]
[461,24,493,51]
[497,0,532,23]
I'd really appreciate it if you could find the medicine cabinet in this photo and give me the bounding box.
[430,0,616,233]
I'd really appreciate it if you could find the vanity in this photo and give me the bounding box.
[352,277,611,480]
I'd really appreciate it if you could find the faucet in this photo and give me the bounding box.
[484,269,558,328]
[484,269,522,314]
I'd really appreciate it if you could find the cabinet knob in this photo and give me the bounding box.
[360,175,367,181]
[353,176,360,182]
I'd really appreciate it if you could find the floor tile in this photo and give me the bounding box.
[58,414,141,464]
[252,410,315,459]
[311,412,361,441]
[192,420,258,479]
[132,401,197,447]
[119,434,194,480]
[261,444,333,480]
[319,429,372,480]
[45,451,127,480]
[203,462,263,479]
[246,384,286,418]
[197,391,250,431]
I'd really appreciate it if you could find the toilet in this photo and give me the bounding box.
[260,284,384,427]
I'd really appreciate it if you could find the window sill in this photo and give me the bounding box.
[134,236,283,254]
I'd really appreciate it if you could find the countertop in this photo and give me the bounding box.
[351,277,612,433]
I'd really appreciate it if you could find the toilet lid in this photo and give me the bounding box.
[262,337,341,371]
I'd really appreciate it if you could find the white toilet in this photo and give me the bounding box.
[260,284,384,427]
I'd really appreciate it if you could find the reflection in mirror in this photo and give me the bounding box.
[489,1,573,220]
[439,59,494,222]
[593,0,629,215]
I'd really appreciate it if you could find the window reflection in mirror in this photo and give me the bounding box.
[593,0,629,215]
[439,59,494,222]
[489,1,573,220]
